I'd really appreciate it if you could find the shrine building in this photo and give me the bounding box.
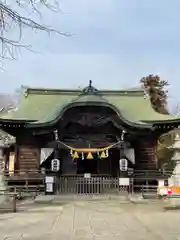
[0,81,179,194]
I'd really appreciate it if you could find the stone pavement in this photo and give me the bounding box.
[0,200,180,239]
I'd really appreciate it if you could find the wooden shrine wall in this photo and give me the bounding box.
[135,136,157,170]
[14,133,43,172]
[18,146,40,172]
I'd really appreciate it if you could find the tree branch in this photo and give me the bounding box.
[0,0,70,60]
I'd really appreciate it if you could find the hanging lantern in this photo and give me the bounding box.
[73,151,79,159]
[51,158,60,172]
[86,152,93,159]
[100,151,106,159]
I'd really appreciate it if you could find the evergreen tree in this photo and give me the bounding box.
[140,74,169,114]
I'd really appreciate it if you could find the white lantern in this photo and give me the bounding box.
[119,158,128,171]
[51,158,60,172]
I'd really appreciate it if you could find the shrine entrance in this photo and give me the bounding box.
[76,149,120,176]
[53,105,134,195]
[76,153,98,174]
[57,149,122,194]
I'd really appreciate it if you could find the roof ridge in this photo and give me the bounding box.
[25,87,144,92]
[21,86,145,97]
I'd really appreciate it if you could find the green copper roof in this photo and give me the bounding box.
[1,84,180,128]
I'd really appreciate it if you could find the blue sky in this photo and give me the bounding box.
[1,0,180,109]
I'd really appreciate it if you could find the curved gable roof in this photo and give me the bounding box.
[1,83,180,129]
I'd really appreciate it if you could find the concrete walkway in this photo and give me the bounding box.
[0,200,180,239]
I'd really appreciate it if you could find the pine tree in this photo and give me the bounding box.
[140,74,169,114]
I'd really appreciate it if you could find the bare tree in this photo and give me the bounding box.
[0,0,69,59]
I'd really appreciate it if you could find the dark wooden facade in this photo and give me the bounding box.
[18,146,40,172]
[135,137,158,171]
[3,105,159,178]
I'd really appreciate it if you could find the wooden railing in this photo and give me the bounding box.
[4,169,45,180]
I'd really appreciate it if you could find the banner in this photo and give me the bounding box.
[40,148,53,165]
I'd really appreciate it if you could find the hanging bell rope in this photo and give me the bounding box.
[86,152,93,159]
[100,151,106,159]
[73,151,79,159]
[59,139,122,153]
